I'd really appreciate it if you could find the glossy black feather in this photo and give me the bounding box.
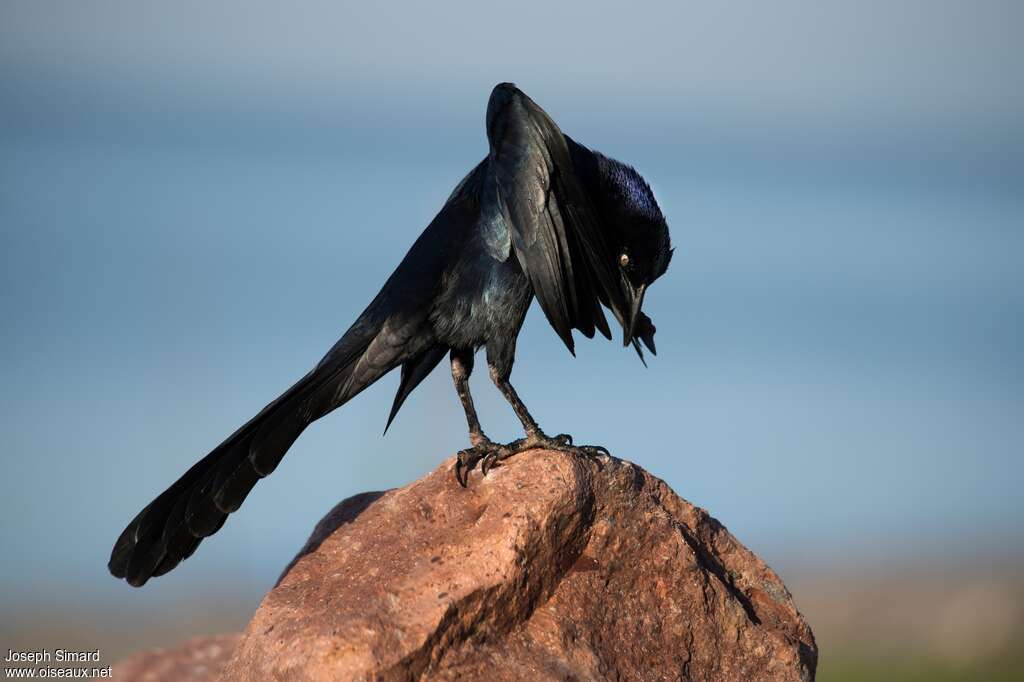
[385,345,449,433]
[484,83,631,353]
[108,190,477,586]
[108,82,671,587]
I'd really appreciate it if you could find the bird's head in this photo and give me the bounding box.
[596,154,673,361]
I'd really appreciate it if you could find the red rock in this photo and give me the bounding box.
[114,634,239,681]
[219,450,816,681]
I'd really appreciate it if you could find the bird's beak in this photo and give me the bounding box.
[623,283,647,347]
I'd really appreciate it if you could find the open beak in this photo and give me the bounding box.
[623,283,647,347]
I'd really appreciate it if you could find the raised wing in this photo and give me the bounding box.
[484,83,629,353]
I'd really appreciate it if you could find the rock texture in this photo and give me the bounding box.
[216,450,817,681]
[114,634,240,681]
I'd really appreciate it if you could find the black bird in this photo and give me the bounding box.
[109,83,673,587]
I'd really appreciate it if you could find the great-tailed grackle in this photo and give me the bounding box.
[109,83,673,586]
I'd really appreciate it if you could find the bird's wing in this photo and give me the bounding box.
[484,83,627,353]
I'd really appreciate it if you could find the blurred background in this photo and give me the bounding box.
[1,1,1021,679]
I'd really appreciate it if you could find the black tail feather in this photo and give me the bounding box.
[109,425,263,587]
[107,319,405,586]
[385,345,448,433]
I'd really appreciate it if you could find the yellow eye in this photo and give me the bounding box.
[619,253,630,267]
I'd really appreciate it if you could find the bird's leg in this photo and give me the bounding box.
[479,364,609,476]
[452,348,609,485]
[488,364,543,438]
[450,349,504,486]
[450,349,488,446]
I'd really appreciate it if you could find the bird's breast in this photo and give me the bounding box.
[430,240,532,350]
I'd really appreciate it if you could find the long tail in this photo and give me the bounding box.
[108,312,443,587]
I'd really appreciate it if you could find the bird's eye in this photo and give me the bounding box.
[619,253,630,267]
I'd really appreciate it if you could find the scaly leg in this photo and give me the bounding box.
[453,358,608,485]
[451,346,609,486]
[450,349,505,486]
[481,364,608,474]
[450,348,487,446]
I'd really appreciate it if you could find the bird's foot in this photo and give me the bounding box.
[454,431,608,486]
[454,437,504,488]
[513,431,610,469]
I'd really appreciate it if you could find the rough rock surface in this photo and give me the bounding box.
[216,450,816,681]
[114,634,240,681]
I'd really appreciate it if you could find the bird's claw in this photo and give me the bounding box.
[480,451,503,477]
[454,447,477,487]
[548,442,609,469]
[453,432,609,486]
[525,432,605,462]
[454,439,506,487]
[575,444,610,468]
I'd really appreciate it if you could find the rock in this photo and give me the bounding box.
[114,634,240,681]
[220,450,816,681]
